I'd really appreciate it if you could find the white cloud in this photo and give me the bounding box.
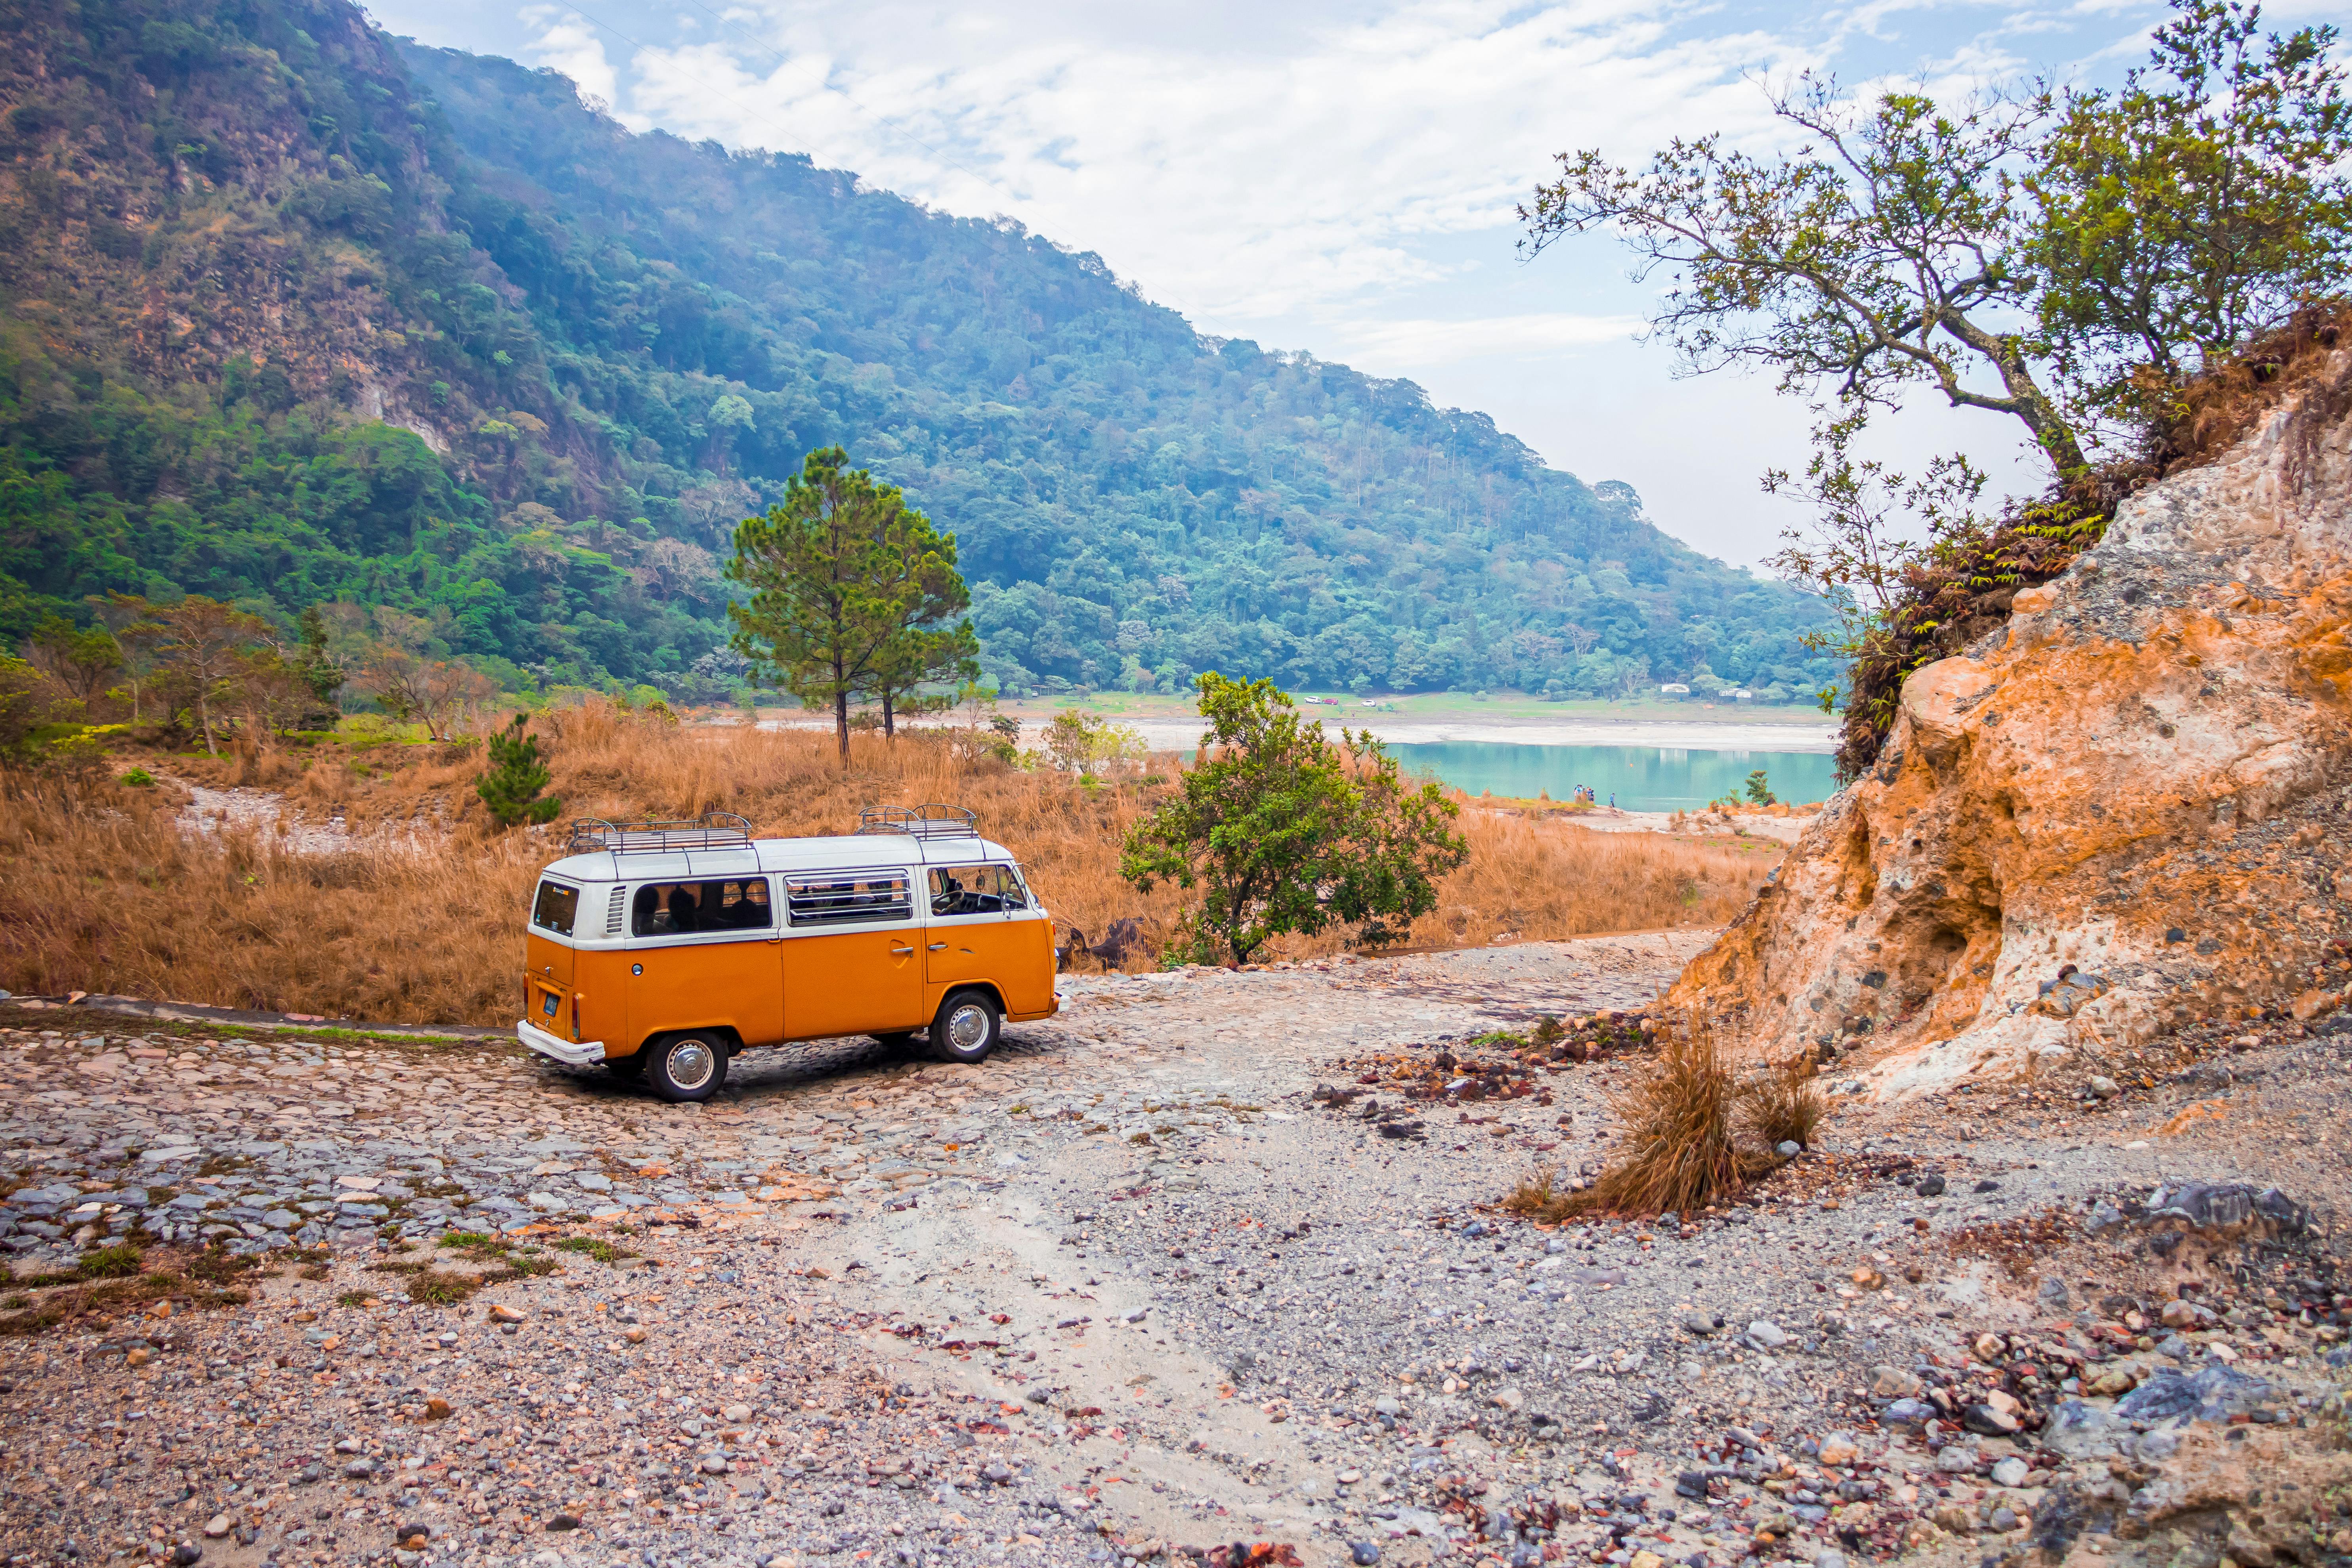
[516,6,619,109]
[1324,311,1645,369]
[575,0,1817,327]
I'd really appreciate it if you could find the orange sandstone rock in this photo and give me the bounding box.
[1670,352,2352,1097]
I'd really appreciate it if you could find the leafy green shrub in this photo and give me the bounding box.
[1123,674,1468,964]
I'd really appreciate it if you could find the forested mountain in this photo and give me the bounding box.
[0,0,1838,701]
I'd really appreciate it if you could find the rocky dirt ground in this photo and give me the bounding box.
[0,934,2346,1568]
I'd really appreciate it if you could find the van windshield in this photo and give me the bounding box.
[532,880,580,936]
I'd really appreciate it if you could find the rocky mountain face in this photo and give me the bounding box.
[1671,348,2352,1096]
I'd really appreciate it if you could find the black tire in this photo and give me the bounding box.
[871,1031,921,1052]
[926,990,1001,1065]
[645,1031,730,1102]
[603,1052,647,1079]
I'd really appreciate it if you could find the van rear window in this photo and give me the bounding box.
[785,869,913,926]
[532,880,580,936]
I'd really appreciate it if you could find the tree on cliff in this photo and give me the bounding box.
[1521,0,2350,477]
[724,447,975,763]
[1120,674,1467,965]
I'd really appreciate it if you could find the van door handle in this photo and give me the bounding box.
[928,943,948,951]
[890,945,914,956]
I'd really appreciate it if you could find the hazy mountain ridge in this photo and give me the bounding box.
[0,0,1836,698]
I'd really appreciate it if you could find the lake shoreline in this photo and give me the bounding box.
[758,710,1841,754]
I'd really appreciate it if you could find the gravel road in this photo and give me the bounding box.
[1,935,2345,1568]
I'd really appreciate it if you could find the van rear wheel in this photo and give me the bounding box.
[646,1031,729,1102]
[926,991,1001,1065]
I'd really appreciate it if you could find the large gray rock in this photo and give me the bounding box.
[2111,1364,2273,1424]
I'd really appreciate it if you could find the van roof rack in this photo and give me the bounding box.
[856,803,978,840]
[568,812,753,854]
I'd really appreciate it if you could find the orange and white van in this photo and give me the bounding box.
[517,806,1058,1101]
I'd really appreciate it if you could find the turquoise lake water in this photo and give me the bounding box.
[1384,741,1840,812]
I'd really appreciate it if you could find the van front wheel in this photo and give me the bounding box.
[646,1031,730,1102]
[927,991,1001,1065]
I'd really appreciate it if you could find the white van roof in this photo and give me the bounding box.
[537,833,1024,886]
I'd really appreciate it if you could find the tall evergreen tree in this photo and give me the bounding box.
[726,448,975,762]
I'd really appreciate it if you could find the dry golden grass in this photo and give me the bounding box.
[0,707,1778,1023]
[1737,1054,1828,1151]
[1505,1019,1824,1220]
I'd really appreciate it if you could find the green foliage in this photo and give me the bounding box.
[726,447,976,759]
[0,652,85,766]
[27,616,122,700]
[2027,0,2352,404]
[1121,673,1469,964]
[1525,0,2350,478]
[1526,76,2086,474]
[1036,709,1146,775]
[1744,769,1775,806]
[475,712,559,829]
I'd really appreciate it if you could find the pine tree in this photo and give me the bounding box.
[476,713,562,829]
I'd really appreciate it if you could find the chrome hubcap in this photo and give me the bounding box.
[945,1004,991,1051]
[669,1039,716,1090]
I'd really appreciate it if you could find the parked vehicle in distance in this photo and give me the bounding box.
[517,804,1058,1101]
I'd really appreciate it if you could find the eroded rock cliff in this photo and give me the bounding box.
[1671,349,2352,1097]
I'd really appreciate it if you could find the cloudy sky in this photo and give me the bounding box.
[367,0,2279,569]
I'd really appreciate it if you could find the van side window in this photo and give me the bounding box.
[630,879,774,938]
[785,869,913,926]
[927,864,1028,916]
[532,880,580,936]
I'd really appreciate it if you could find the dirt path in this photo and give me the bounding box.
[0,936,2344,1568]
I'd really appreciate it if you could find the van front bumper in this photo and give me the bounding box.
[516,1018,609,1068]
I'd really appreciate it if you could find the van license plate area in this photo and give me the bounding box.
[541,990,560,1019]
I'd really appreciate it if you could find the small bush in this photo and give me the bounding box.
[1502,1169,1572,1224]
[336,1289,372,1308]
[76,1243,143,1279]
[554,1236,632,1264]
[402,1268,487,1306]
[118,767,155,788]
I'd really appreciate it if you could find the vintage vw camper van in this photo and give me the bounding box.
[517,806,1058,1100]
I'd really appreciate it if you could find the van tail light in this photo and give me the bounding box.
[571,993,582,1043]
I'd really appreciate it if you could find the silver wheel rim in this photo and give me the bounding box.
[668,1039,716,1091]
[945,1003,992,1051]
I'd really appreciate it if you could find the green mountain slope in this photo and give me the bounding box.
[0,0,1836,700]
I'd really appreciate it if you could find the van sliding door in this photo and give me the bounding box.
[779,867,926,1040]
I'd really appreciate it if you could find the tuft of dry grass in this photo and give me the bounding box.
[0,708,1778,1022]
[1737,1055,1827,1151]
[1509,1019,1823,1221]
[1571,1019,1760,1216]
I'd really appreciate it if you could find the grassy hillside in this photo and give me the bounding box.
[0,0,1837,701]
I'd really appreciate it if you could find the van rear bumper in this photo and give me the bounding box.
[516,1018,608,1068]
